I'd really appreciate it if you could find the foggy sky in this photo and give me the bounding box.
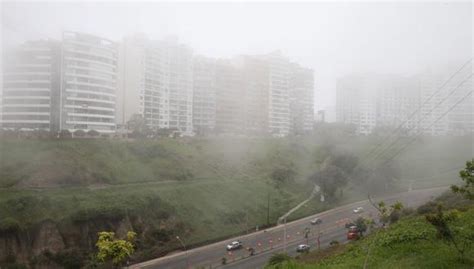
[1,1,472,112]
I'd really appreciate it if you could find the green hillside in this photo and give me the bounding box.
[266,194,474,269]
[0,135,471,266]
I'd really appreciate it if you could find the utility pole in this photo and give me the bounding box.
[283,217,287,253]
[317,223,321,250]
[266,191,270,226]
[176,236,189,269]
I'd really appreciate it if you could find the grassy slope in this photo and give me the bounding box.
[267,207,474,269]
[0,137,321,252]
[0,135,471,262]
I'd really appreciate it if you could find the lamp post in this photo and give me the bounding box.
[176,236,189,268]
[283,217,287,253]
[317,223,321,250]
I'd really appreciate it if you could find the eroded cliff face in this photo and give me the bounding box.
[0,216,150,268]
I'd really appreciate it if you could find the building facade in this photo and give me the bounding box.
[60,31,118,134]
[289,63,314,135]
[336,75,378,135]
[2,40,61,131]
[3,32,315,138]
[192,56,216,135]
[118,35,194,135]
[336,70,473,136]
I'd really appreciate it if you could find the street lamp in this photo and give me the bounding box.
[316,223,321,250]
[176,236,189,268]
[283,217,287,253]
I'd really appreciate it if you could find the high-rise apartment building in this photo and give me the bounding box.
[289,63,314,135]
[240,55,269,135]
[118,35,194,135]
[214,59,245,134]
[165,38,194,135]
[336,70,473,136]
[376,76,420,134]
[4,32,315,138]
[192,56,216,134]
[2,40,61,131]
[2,32,118,134]
[336,75,378,135]
[61,32,118,133]
[267,52,291,136]
[213,52,313,136]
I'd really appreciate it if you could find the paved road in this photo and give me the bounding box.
[132,187,446,269]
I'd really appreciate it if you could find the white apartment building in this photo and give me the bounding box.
[118,35,194,135]
[164,38,194,135]
[192,56,216,134]
[267,52,291,136]
[336,70,473,136]
[2,40,61,131]
[336,75,378,135]
[289,63,314,135]
[61,31,118,133]
[376,76,420,134]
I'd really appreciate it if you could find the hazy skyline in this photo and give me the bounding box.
[1,1,472,111]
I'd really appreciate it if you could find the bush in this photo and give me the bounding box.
[74,130,86,137]
[0,217,21,233]
[3,263,28,269]
[87,130,100,137]
[268,253,292,266]
[417,201,438,215]
[59,130,72,139]
[401,207,415,217]
[43,249,84,269]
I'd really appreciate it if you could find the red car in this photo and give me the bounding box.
[347,226,359,240]
[347,232,359,240]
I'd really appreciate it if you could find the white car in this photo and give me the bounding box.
[226,241,243,251]
[310,218,322,225]
[353,207,364,214]
[296,244,311,253]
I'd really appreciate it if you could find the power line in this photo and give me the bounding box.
[365,73,473,166]
[359,59,472,167]
[376,90,473,169]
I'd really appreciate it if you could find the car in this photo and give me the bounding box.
[347,231,359,240]
[353,207,364,213]
[226,241,243,251]
[348,225,359,233]
[296,244,311,253]
[310,217,322,225]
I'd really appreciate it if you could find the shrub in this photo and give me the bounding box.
[74,130,86,137]
[59,130,72,139]
[417,201,438,215]
[268,253,292,266]
[0,217,21,233]
[87,130,100,137]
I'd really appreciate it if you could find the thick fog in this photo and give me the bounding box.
[2,1,472,112]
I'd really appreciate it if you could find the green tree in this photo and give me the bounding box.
[425,205,472,261]
[368,199,404,226]
[310,164,348,199]
[451,159,474,200]
[354,217,368,236]
[96,231,137,267]
[127,114,149,138]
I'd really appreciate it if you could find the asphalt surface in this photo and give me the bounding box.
[132,187,446,269]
